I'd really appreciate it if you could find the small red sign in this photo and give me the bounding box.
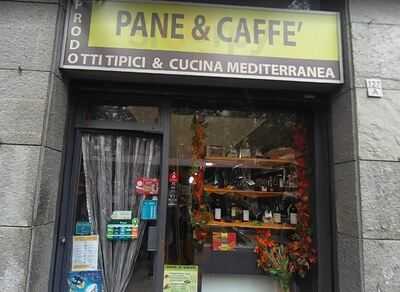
[136,178,159,195]
[169,171,179,184]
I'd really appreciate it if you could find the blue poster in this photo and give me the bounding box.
[68,271,103,292]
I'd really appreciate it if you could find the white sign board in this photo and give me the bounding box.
[71,235,99,271]
[366,79,383,98]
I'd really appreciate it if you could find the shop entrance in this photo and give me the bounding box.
[54,89,332,292]
[74,131,161,291]
[55,103,170,292]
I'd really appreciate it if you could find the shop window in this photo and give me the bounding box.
[86,105,160,125]
[166,108,316,291]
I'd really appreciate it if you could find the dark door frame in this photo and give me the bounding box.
[51,97,171,292]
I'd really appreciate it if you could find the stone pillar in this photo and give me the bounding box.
[349,0,400,291]
[333,0,400,291]
[0,1,68,291]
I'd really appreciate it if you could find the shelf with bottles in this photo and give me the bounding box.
[206,220,296,230]
[205,156,296,169]
[203,186,291,198]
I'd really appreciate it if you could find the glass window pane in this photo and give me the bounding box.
[86,105,160,124]
[167,107,313,291]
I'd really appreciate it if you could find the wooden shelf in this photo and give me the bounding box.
[204,186,285,198]
[206,220,296,230]
[205,156,295,169]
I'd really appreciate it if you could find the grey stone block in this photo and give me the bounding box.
[0,2,58,71]
[356,88,400,161]
[351,22,400,80]
[44,75,68,151]
[364,239,400,291]
[50,3,67,79]
[331,89,357,163]
[0,227,31,292]
[0,145,41,226]
[27,223,54,292]
[336,233,363,292]
[334,161,360,237]
[33,147,62,226]
[0,98,46,145]
[360,160,400,239]
[0,70,50,100]
[350,0,400,25]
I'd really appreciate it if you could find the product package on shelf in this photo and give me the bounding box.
[212,232,237,251]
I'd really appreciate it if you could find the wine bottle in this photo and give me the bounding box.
[239,138,251,158]
[278,174,284,192]
[224,197,232,222]
[273,201,281,224]
[263,204,273,223]
[281,200,289,224]
[268,176,274,192]
[227,144,238,158]
[242,205,250,222]
[289,204,298,225]
[231,201,238,221]
[214,198,222,221]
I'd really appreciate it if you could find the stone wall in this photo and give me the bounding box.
[332,0,400,291]
[0,1,67,291]
[350,1,400,291]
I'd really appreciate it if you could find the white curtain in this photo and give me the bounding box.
[82,133,160,292]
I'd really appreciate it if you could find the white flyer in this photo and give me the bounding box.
[71,235,99,271]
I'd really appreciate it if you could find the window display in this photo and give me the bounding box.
[166,108,316,291]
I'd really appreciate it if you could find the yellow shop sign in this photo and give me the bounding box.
[61,0,343,83]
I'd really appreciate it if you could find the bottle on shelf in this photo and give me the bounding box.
[239,138,251,158]
[224,197,232,222]
[281,200,289,224]
[214,198,222,221]
[231,201,239,221]
[287,169,298,192]
[291,171,298,191]
[242,200,250,222]
[273,201,282,224]
[268,176,274,192]
[212,169,225,188]
[260,179,268,192]
[289,204,298,225]
[226,144,238,158]
[262,204,273,223]
[278,174,284,192]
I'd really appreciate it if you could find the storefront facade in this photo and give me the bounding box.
[1,0,400,292]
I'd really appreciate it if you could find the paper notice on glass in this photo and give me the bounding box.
[163,265,198,292]
[71,235,99,272]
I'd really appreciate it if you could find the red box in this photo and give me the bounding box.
[212,232,237,251]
